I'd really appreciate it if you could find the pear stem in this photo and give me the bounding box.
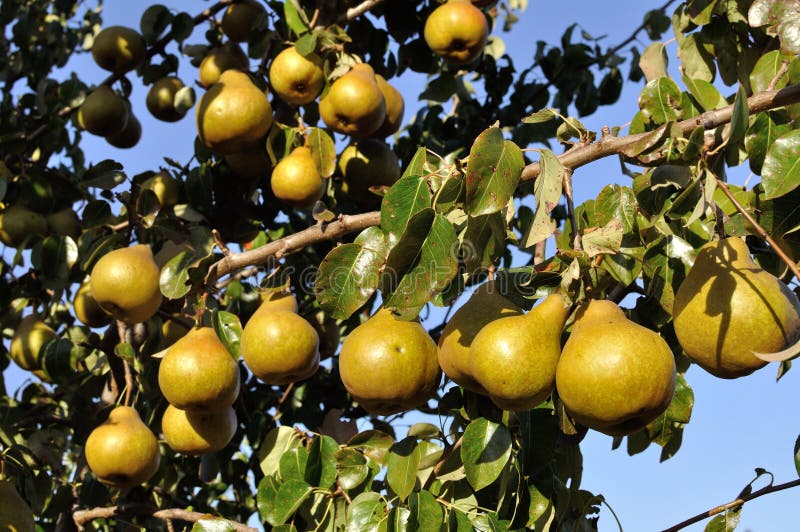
[115,321,134,407]
[72,503,258,532]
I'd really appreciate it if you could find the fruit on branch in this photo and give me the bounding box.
[241,309,320,384]
[105,107,141,148]
[91,26,146,74]
[46,208,82,239]
[74,279,111,328]
[471,293,569,410]
[161,404,237,455]
[269,46,325,105]
[256,289,299,314]
[198,44,250,88]
[424,0,489,65]
[338,139,401,204]
[319,63,386,137]
[270,146,325,209]
[10,315,56,372]
[90,244,163,324]
[84,406,160,489]
[0,479,35,532]
[225,145,272,179]
[338,309,441,415]
[141,171,180,207]
[146,76,189,122]
[556,300,676,436]
[0,204,47,247]
[673,237,800,378]
[160,319,188,349]
[221,0,266,42]
[196,70,273,155]
[372,75,405,138]
[77,85,129,137]
[158,327,241,411]
[438,281,522,394]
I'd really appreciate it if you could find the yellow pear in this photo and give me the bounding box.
[556,300,676,436]
[372,75,405,138]
[10,315,57,372]
[225,146,272,179]
[673,237,800,378]
[141,171,180,207]
[85,406,160,488]
[424,0,489,65]
[161,404,237,455]
[0,204,47,248]
[471,293,569,410]
[78,85,129,137]
[46,208,81,240]
[0,479,35,532]
[90,244,163,324]
[319,63,386,137]
[196,70,273,155]
[160,319,188,349]
[438,281,522,394]
[269,46,325,105]
[256,289,299,314]
[221,0,266,42]
[91,26,146,74]
[147,76,189,122]
[74,279,111,328]
[270,146,325,209]
[158,327,240,411]
[198,44,250,88]
[338,139,401,204]
[338,309,441,415]
[105,108,141,148]
[241,310,320,384]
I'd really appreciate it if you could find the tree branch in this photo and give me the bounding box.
[342,0,385,22]
[73,503,257,532]
[605,0,678,58]
[662,478,800,532]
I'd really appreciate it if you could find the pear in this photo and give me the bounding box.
[556,300,676,436]
[225,146,272,179]
[0,204,47,248]
[196,70,273,155]
[161,404,237,455]
[10,315,57,372]
[91,26,146,74]
[470,293,569,410]
[338,139,401,204]
[424,0,489,65]
[158,327,240,411]
[90,244,163,324]
[270,146,325,209]
[46,208,81,240]
[673,237,800,378]
[78,85,129,137]
[339,309,441,415]
[241,310,320,384]
[198,44,250,88]
[105,108,141,148]
[141,171,181,207]
[372,75,405,138]
[256,289,299,315]
[437,281,522,394]
[221,0,266,42]
[85,406,161,488]
[319,63,386,137]
[147,76,189,122]
[0,479,35,532]
[269,46,325,105]
[74,279,111,328]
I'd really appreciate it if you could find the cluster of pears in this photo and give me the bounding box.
[241,290,321,384]
[0,203,81,248]
[0,478,36,531]
[673,237,800,378]
[158,326,240,455]
[424,0,490,65]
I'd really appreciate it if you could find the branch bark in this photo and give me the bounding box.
[73,503,257,532]
[342,0,385,22]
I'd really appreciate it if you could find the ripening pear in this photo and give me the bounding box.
[339,309,441,415]
[556,300,676,436]
[270,146,325,209]
[221,0,266,42]
[158,327,240,411]
[147,77,189,122]
[91,26,146,74]
[319,63,386,137]
[85,406,160,488]
[269,46,325,105]
[0,204,47,248]
[198,44,250,88]
[437,281,522,394]
[196,70,273,155]
[141,171,181,207]
[256,289,299,315]
[338,139,401,204]
[46,208,82,240]
[424,0,489,65]
[471,293,569,410]
[241,310,320,384]
[10,315,56,372]
[90,244,163,324]
[0,479,35,532]
[161,404,237,455]
[673,237,800,378]
[372,75,405,138]
[74,279,111,328]
[78,85,129,137]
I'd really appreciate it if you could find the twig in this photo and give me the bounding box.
[768,61,790,91]
[562,168,580,250]
[115,321,134,406]
[341,0,384,22]
[604,0,678,59]
[212,229,232,256]
[72,503,257,532]
[661,478,800,532]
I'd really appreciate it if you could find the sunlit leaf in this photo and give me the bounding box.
[465,127,524,216]
[461,418,512,491]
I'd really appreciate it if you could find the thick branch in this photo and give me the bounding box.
[73,503,257,532]
[342,0,385,22]
[521,83,800,181]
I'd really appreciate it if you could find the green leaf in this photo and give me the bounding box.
[642,235,695,313]
[465,127,524,216]
[159,250,194,299]
[402,147,429,179]
[284,0,309,36]
[259,426,303,476]
[761,129,800,199]
[265,479,313,526]
[35,235,78,290]
[386,437,421,502]
[381,176,433,239]
[419,74,458,102]
[638,42,667,82]
[305,435,339,490]
[678,34,715,82]
[279,446,309,482]
[347,492,388,532]
[462,213,506,275]
[745,111,793,175]
[686,0,717,25]
[295,33,317,56]
[728,84,749,146]
[347,430,395,465]
[704,507,741,532]
[638,78,682,124]
[191,518,237,532]
[140,4,172,42]
[408,490,444,530]
[257,475,280,521]
[169,12,194,42]
[522,108,558,124]
[581,219,623,257]
[749,50,792,93]
[461,418,512,491]
[211,310,242,359]
[307,127,336,178]
[521,149,563,248]
[335,448,369,489]
[682,77,725,111]
[80,159,126,190]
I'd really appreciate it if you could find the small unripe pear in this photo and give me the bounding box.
[10,315,57,372]
[90,244,163,324]
[91,26,146,74]
[270,146,325,209]
[105,109,141,149]
[78,85,129,137]
[161,404,237,455]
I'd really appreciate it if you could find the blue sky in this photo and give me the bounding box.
[4,1,799,530]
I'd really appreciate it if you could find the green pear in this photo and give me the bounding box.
[0,479,35,532]
[146,76,189,122]
[270,146,325,209]
[338,139,401,205]
[372,75,405,138]
[269,46,325,105]
[90,244,163,324]
[105,107,141,148]
[91,26,145,74]
[471,293,569,410]
[241,310,320,384]
[673,237,800,378]
[74,279,111,328]
[46,208,82,240]
[161,404,237,455]
[319,63,386,137]
[0,204,47,248]
[10,315,56,372]
[221,0,266,42]
[141,171,181,207]
[77,85,129,137]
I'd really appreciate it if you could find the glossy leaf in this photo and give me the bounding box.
[159,250,195,299]
[259,426,303,476]
[745,111,792,175]
[335,448,370,490]
[347,430,395,465]
[521,149,563,248]
[408,490,443,530]
[381,176,433,239]
[347,492,388,532]
[462,213,507,275]
[465,127,524,216]
[212,310,242,359]
[761,129,800,199]
[386,437,421,502]
[683,77,725,111]
[307,127,336,178]
[728,84,749,146]
[306,435,339,490]
[264,479,313,526]
[461,418,512,492]
[638,78,682,124]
